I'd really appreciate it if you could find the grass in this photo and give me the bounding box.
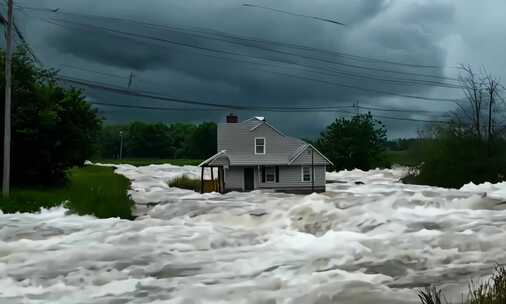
[169,175,201,192]
[169,175,219,193]
[0,166,135,219]
[93,158,202,166]
[418,266,506,304]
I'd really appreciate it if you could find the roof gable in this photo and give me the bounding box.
[215,117,331,166]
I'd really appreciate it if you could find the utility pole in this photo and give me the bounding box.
[3,0,13,197]
[119,131,124,160]
[128,72,134,90]
[353,100,360,115]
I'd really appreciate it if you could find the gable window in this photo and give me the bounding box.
[301,166,312,182]
[255,137,266,155]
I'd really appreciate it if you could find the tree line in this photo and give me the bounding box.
[97,122,217,160]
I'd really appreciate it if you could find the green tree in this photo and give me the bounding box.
[126,122,174,159]
[317,113,388,171]
[184,122,217,159]
[0,47,102,185]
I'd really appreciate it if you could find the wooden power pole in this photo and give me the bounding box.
[3,0,13,196]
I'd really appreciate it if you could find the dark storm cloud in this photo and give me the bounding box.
[19,0,499,138]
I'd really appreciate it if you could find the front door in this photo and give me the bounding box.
[244,168,255,191]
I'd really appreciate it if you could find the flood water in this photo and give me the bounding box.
[1,164,506,303]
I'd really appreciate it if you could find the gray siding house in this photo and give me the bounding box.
[199,114,332,193]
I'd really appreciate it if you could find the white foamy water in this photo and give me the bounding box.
[1,164,506,304]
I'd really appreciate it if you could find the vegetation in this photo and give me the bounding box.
[97,122,217,160]
[317,113,389,171]
[404,127,506,188]
[418,266,506,304]
[0,166,134,219]
[169,175,202,192]
[95,158,202,166]
[0,47,102,185]
[406,67,506,188]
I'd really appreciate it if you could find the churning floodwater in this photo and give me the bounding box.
[1,164,506,304]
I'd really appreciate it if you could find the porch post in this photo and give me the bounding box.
[217,167,221,193]
[220,167,225,194]
[311,148,315,193]
[200,166,205,194]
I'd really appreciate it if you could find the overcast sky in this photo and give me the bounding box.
[13,0,506,138]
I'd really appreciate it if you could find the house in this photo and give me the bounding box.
[199,114,333,193]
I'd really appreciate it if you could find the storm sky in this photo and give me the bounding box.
[11,0,506,138]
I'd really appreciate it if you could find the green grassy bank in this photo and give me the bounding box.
[0,166,134,219]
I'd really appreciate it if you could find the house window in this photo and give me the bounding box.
[302,166,312,182]
[255,137,266,155]
[261,166,279,183]
[266,167,276,182]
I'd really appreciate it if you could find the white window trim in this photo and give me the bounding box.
[254,137,266,155]
[301,166,312,182]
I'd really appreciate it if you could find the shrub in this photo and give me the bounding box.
[405,126,506,188]
[418,266,506,304]
[169,175,201,192]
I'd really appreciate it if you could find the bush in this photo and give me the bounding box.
[418,266,506,304]
[0,47,102,185]
[169,175,201,192]
[405,126,506,188]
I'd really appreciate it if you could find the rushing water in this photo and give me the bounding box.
[1,164,506,304]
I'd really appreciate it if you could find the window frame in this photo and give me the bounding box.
[301,166,312,182]
[254,137,266,155]
[265,166,276,183]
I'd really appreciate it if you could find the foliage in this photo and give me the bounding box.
[0,166,134,219]
[383,150,419,167]
[169,175,201,192]
[385,138,419,151]
[95,158,202,166]
[418,266,506,304]
[405,125,506,188]
[0,47,102,185]
[316,113,389,171]
[97,122,217,160]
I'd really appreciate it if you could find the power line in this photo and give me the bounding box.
[47,16,458,83]
[241,3,345,26]
[91,101,450,124]
[59,75,452,125]
[16,6,459,83]
[17,9,463,90]
[90,102,354,113]
[42,20,462,103]
[16,4,456,71]
[357,105,450,115]
[57,75,357,110]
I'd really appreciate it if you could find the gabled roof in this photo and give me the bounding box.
[199,150,228,167]
[288,144,334,166]
[212,116,332,166]
[249,119,286,136]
